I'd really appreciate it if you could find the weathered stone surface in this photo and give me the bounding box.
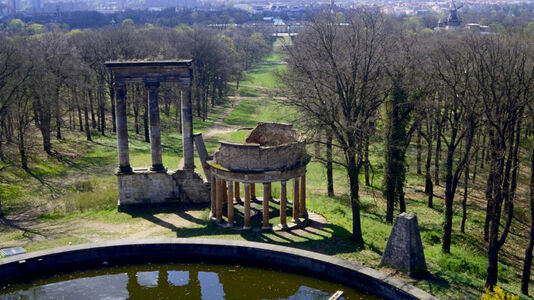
[117,169,209,207]
[172,170,210,203]
[105,60,193,86]
[380,213,427,275]
[117,170,178,205]
[245,122,303,146]
[213,141,308,172]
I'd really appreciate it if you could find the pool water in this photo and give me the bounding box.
[0,263,380,299]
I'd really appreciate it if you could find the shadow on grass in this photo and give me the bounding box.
[121,204,361,257]
[0,216,45,238]
[23,167,58,194]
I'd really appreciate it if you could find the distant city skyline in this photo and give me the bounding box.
[1,0,534,17]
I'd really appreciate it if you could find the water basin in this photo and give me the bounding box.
[0,263,378,299]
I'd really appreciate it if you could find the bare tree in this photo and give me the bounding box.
[282,10,387,242]
[429,35,478,253]
[466,34,532,288]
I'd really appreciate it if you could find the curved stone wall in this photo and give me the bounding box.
[0,239,436,300]
[214,141,309,172]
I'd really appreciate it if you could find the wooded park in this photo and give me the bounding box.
[1,9,534,299]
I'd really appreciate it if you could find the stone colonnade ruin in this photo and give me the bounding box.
[208,122,311,230]
[105,60,209,208]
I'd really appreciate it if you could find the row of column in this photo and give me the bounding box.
[115,81,195,174]
[210,174,307,229]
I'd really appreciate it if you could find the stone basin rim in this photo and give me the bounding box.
[0,238,436,300]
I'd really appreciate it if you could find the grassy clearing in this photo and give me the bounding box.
[223,99,289,127]
[239,64,285,89]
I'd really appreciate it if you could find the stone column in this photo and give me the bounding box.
[146,81,165,172]
[234,182,241,202]
[222,179,227,204]
[210,174,217,219]
[292,178,300,222]
[181,88,194,170]
[114,82,132,174]
[262,183,271,230]
[227,181,234,227]
[280,181,287,228]
[216,178,224,222]
[243,183,251,229]
[299,173,307,217]
[250,183,256,201]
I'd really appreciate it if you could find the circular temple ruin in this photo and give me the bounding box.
[207,122,311,230]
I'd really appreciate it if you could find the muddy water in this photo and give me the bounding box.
[0,263,381,299]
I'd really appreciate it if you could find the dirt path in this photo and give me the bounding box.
[177,94,243,169]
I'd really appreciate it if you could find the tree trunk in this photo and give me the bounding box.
[99,87,105,136]
[481,133,486,169]
[417,131,422,175]
[485,129,506,287]
[434,125,441,186]
[143,99,150,143]
[472,144,479,184]
[425,133,433,208]
[0,118,5,162]
[84,93,92,142]
[442,141,455,253]
[347,150,363,243]
[89,89,96,129]
[461,160,469,233]
[34,96,52,154]
[326,133,334,197]
[364,136,371,186]
[0,140,4,163]
[76,94,84,132]
[55,88,62,140]
[133,102,139,135]
[484,153,494,242]
[18,117,27,169]
[486,244,500,287]
[385,153,395,223]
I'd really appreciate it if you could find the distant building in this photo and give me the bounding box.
[42,2,89,13]
[31,0,42,11]
[435,1,463,31]
[0,3,9,16]
[8,0,17,13]
[465,23,491,34]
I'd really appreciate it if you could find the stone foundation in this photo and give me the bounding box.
[117,169,210,208]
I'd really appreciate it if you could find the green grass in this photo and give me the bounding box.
[239,64,285,89]
[223,99,292,128]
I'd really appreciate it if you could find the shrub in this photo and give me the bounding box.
[481,286,518,300]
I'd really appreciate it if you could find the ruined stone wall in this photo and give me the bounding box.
[117,170,209,207]
[214,142,307,172]
[245,122,303,146]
